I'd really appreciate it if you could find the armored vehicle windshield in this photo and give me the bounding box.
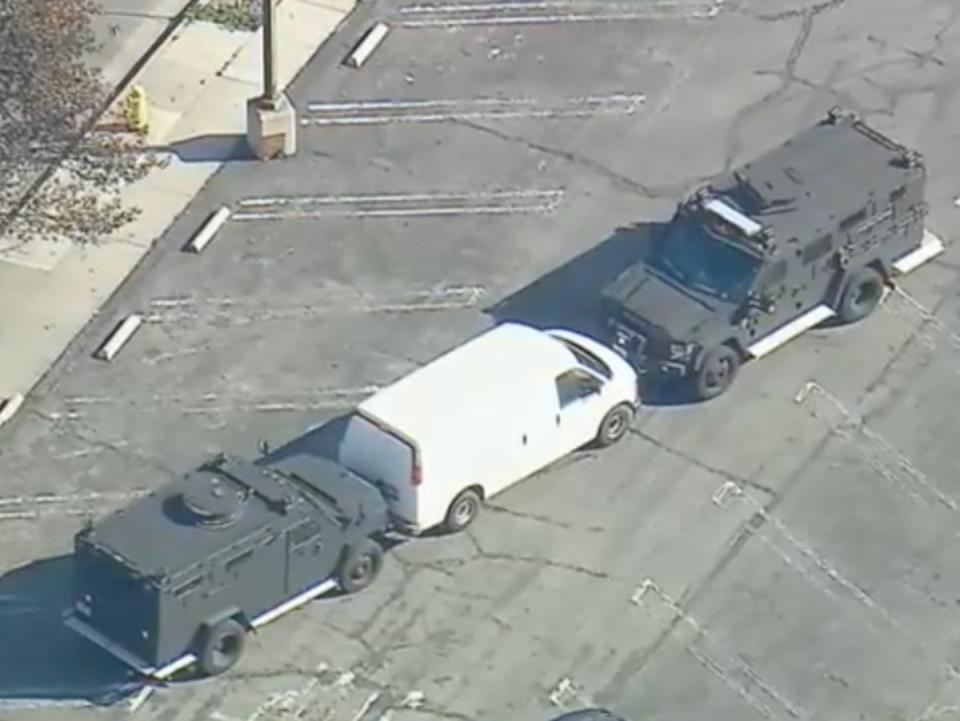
[649,205,764,304]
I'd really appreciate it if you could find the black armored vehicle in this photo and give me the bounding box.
[64,452,389,679]
[601,108,943,400]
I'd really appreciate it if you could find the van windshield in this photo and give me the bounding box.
[554,337,612,380]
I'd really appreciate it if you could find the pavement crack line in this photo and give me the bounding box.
[632,579,805,720]
[627,427,778,499]
[601,375,897,701]
[452,119,693,199]
[721,0,849,173]
[464,529,617,581]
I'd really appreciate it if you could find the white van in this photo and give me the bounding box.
[335,322,639,534]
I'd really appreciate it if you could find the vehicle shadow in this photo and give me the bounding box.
[484,221,702,408]
[485,221,663,339]
[0,555,144,707]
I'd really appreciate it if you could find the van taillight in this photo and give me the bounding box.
[411,463,422,486]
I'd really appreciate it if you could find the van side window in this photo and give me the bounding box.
[890,186,905,202]
[555,370,600,408]
[802,235,832,265]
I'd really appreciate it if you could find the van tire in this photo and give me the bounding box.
[444,489,482,534]
[198,618,246,676]
[694,345,740,401]
[338,539,384,594]
[595,403,634,447]
[838,267,884,323]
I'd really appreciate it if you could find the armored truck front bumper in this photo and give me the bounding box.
[610,322,692,378]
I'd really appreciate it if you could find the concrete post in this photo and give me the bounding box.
[246,0,297,160]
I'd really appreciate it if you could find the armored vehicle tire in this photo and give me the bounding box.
[444,488,482,534]
[695,345,740,401]
[595,403,634,447]
[338,539,384,594]
[838,267,885,323]
[198,618,246,676]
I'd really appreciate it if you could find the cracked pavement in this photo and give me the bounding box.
[2,0,960,719]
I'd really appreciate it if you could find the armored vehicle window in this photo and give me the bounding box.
[839,209,867,232]
[225,549,254,572]
[174,575,203,598]
[802,235,832,265]
[289,519,323,547]
[649,219,762,302]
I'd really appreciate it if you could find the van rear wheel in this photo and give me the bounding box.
[444,489,482,534]
[198,618,246,677]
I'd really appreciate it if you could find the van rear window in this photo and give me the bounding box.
[338,414,415,488]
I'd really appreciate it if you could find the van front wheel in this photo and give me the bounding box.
[595,403,634,447]
[444,489,482,534]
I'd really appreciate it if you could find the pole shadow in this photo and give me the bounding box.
[0,555,145,707]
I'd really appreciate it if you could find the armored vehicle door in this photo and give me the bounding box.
[285,516,340,596]
[742,258,790,343]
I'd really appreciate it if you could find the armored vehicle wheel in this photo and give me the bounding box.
[595,403,634,447]
[338,539,384,593]
[444,488,482,534]
[198,618,246,676]
[838,267,884,323]
[695,345,740,401]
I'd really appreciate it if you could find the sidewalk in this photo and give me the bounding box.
[0,0,357,403]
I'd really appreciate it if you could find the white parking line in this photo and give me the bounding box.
[0,490,150,522]
[232,189,564,221]
[301,94,645,126]
[395,0,725,26]
[633,578,804,720]
[143,286,487,326]
[712,480,906,634]
[795,381,958,512]
[54,386,383,420]
[882,285,960,353]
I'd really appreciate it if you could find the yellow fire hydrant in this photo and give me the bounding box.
[124,85,150,134]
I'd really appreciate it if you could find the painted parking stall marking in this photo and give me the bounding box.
[231,189,564,221]
[52,386,384,420]
[0,490,150,522]
[632,578,805,721]
[711,479,905,638]
[394,0,726,27]
[142,285,487,326]
[794,381,958,512]
[301,94,646,126]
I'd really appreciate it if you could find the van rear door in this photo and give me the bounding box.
[336,413,417,522]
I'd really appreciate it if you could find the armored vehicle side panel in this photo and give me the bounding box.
[601,108,942,400]
[67,453,389,677]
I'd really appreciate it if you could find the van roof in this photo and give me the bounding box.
[358,322,574,439]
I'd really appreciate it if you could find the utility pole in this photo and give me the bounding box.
[261,0,277,105]
[245,0,297,160]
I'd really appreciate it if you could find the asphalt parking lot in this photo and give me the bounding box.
[2,0,960,719]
